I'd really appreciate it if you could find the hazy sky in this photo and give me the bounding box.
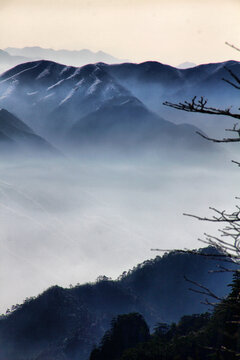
[0,0,239,66]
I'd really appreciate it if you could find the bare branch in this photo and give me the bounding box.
[232,160,240,166]
[222,66,240,90]
[184,276,222,300]
[183,207,240,223]
[222,78,240,90]
[200,298,217,307]
[196,131,240,143]
[163,97,240,120]
[225,41,240,52]
[159,201,240,265]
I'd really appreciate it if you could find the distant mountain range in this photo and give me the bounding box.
[99,60,240,115]
[0,47,128,73]
[177,61,196,69]
[0,58,239,156]
[0,247,236,360]
[0,49,28,75]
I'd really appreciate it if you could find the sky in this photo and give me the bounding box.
[0,0,239,66]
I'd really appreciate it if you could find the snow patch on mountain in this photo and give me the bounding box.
[0,63,39,84]
[119,99,131,106]
[75,79,84,87]
[47,79,65,91]
[67,68,81,80]
[59,88,76,105]
[27,91,38,96]
[58,78,86,105]
[60,66,71,76]
[102,82,121,99]
[42,93,55,100]
[36,67,50,80]
[0,79,19,100]
[87,78,101,95]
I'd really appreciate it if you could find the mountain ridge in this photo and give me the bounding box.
[0,247,236,360]
[4,46,128,68]
[0,59,221,153]
[0,108,59,155]
[0,58,239,154]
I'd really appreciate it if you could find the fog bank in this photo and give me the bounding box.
[0,151,239,313]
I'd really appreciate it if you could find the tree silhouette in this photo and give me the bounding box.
[161,47,240,358]
[163,51,240,265]
[89,313,150,360]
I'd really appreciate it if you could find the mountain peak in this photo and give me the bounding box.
[177,61,196,69]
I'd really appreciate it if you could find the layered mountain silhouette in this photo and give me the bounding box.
[5,46,128,68]
[0,58,239,155]
[99,60,240,115]
[0,247,236,360]
[0,108,57,155]
[177,61,196,69]
[0,49,28,74]
[68,96,205,152]
[0,59,229,154]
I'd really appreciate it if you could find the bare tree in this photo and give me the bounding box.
[158,55,240,357]
[163,69,240,143]
[162,51,240,264]
[225,42,240,53]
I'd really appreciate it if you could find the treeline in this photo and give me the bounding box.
[90,271,240,360]
[0,247,236,360]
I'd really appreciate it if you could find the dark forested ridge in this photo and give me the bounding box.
[91,272,240,360]
[0,247,236,360]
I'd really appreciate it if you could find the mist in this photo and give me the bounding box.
[0,148,239,314]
